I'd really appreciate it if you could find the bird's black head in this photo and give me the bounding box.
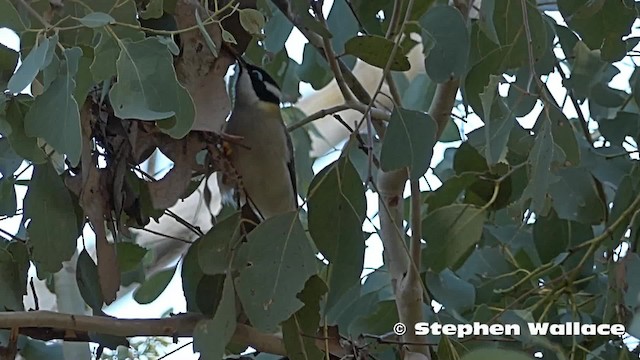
[237,62,281,105]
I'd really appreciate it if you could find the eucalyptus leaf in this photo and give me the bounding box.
[420,5,469,82]
[109,37,195,138]
[77,12,116,28]
[380,108,438,180]
[423,204,486,272]
[7,37,50,94]
[193,275,237,359]
[344,35,410,71]
[133,265,177,304]
[235,211,318,332]
[24,163,79,273]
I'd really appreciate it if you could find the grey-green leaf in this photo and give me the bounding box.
[235,211,318,332]
[24,47,83,166]
[198,212,242,275]
[77,12,116,28]
[423,204,486,272]
[308,157,366,312]
[76,249,104,311]
[109,37,196,138]
[7,37,51,94]
[24,163,79,273]
[193,275,237,360]
[380,108,438,180]
[344,35,410,71]
[116,242,148,273]
[0,241,29,311]
[133,265,177,304]
[420,5,469,82]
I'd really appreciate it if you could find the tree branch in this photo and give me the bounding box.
[0,312,285,355]
[376,2,469,359]
[287,102,390,132]
[0,311,349,358]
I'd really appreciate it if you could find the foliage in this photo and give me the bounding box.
[0,0,639,359]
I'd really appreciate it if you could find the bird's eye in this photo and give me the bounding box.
[252,69,264,82]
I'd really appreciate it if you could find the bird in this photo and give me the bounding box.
[217,60,298,224]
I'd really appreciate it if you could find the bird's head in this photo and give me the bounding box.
[235,61,282,108]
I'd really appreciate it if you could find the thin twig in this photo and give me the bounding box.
[313,2,354,102]
[555,63,593,146]
[28,278,39,311]
[139,227,193,244]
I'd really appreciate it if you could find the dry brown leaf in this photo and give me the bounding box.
[148,133,204,209]
[79,104,121,305]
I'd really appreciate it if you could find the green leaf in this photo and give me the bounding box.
[625,254,640,309]
[133,265,177,304]
[461,348,532,360]
[24,47,83,166]
[182,238,225,315]
[297,43,333,90]
[239,8,266,36]
[193,275,236,360]
[425,269,475,320]
[479,76,515,166]
[77,12,116,28]
[0,43,19,90]
[0,241,29,311]
[478,0,499,43]
[565,41,612,100]
[5,98,47,164]
[548,167,605,224]
[76,249,104,311]
[558,0,636,61]
[425,173,477,212]
[423,204,486,272]
[493,0,549,68]
[282,276,327,360]
[24,163,78,273]
[0,178,17,216]
[221,29,237,44]
[235,211,318,332]
[463,45,508,115]
[0,0,25,31]
[308,157,366,312]
[290,0,332,39]
[115,242,148,272]
[197,212,241,275]
[606,175,640,248]
[7,37,51,94]
[420,5,469,82]
[140,0,164,19]
[262,1,294,53]
[380,108,438,180]
[599,111,640,145]
[0,137,22,177]
[262,48,301,102]
[402,74,436,113]
[520,121,555,214]
[506,67,539,117]
[533,210,570,264]
[344,35,410,71]
[326,0,359,68]
[109,37,195,138]
[542,103,580,166]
